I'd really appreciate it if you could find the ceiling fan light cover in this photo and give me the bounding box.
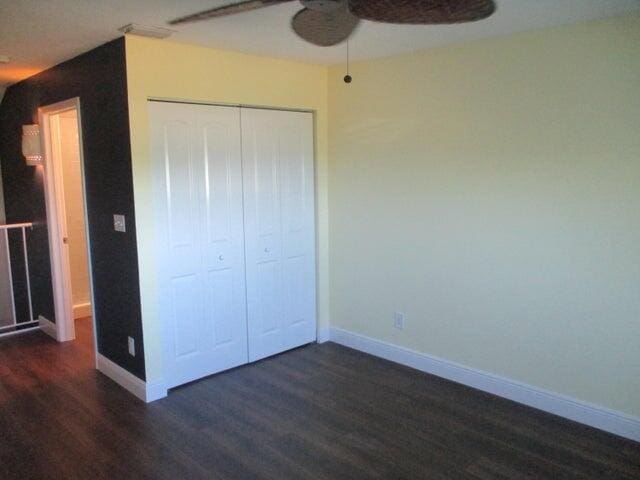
[292,6,360,46]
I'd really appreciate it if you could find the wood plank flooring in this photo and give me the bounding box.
[1,319,638,479]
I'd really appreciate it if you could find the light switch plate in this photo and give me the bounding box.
[113,214,126,232]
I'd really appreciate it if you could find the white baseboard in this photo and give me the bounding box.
[317,326,331,344]
[73,302,92,319]
[329,327,640,443]
[39,315,58,340]
[96,354,167,403]
[146,380,169,402]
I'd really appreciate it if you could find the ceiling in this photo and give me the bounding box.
[1,0,639,88]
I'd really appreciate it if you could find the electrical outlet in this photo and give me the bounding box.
[128,336,135,356]
[394,311,405,330]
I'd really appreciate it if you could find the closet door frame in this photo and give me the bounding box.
[148,98,318,390]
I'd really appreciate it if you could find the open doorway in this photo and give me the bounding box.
[39,98,96,356]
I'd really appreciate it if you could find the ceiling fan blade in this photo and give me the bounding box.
[348,0,496,25]
[292,6,360,46]
[169,0,296,25]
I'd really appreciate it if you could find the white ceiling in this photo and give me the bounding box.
[1,0,639,88]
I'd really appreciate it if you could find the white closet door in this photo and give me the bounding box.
[241,108,317,362]
[150,102,248,388]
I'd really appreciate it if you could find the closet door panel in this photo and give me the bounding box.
[242,108,316,362]
[171,274,202,357]
[154,111,208,368]
[280,115,317,350]
[207,268,235,345]
[150,102,248,388]
[256,261,281,335]
[196,106,248,355]
[163,119,199,270]
[242,120,283,359]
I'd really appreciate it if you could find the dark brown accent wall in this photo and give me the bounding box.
[0,38,145,380]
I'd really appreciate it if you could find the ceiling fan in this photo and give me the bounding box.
[168,0,497,47]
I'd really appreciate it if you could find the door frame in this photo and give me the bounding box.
[39,97,97,351]
[149,99,318,391]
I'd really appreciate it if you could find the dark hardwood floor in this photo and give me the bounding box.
[1,319,638,479]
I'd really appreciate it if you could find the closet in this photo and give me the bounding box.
[149,101,316,389]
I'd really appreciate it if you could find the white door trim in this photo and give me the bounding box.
[147,97,314,114]
[39,98,97,357]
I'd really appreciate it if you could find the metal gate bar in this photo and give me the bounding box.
[0,222,38,337]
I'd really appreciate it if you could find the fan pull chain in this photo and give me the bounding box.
[344,40,352,84]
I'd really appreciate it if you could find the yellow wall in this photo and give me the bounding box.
[328,15,640,417]
[127,15,640,417]
[125,36,329,382]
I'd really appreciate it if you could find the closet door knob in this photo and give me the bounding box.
[218,255,224,261]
